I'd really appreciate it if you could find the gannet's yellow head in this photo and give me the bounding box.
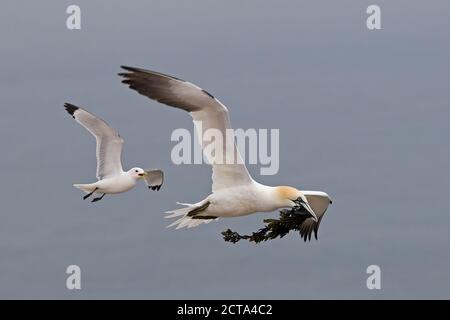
[276,186,302,204]
[275,186,318,222]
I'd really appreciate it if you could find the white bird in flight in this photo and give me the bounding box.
[64,103,164,202]
[119,66,331,239]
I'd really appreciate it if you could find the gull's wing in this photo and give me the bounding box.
[298,191,332,241]
[64,103,124,180]
[144,169,164,191]
[119,66,253,192]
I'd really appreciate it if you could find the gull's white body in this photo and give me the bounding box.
[74,172,140,195]
[120,66,332,236]
[64,103,164,200]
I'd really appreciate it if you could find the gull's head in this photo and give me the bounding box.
[275,186,318,222]
[129,167,146,179]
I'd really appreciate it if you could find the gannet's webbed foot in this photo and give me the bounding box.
[83,188,98,200]
[186,201,210,217]
[191,216,217,220]
[91,193,106,202]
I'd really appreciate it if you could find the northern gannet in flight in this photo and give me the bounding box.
[64,103,164,202]
[119,67,331,239]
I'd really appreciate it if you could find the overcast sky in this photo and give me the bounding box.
[0,0,449,299]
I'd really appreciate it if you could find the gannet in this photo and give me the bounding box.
[64,103,164,202]
[119,66,331,238]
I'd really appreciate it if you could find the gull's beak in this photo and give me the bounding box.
[302,202,318,222]
[138,172,147,178]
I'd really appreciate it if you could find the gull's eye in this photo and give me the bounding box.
[135,170,138,173]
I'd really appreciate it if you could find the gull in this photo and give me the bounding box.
[119,66,332,238]
[64,103,164,202]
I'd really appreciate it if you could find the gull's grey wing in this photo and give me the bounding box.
[144,169,164,191]
[119,66,253,192]
[64,103,124,180]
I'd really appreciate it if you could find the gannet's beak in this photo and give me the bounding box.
[302,202,318,222]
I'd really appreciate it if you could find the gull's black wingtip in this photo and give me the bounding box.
[64,103,78,118]
[148,185,162,191]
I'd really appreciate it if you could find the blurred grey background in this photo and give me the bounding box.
[0,0,449,299]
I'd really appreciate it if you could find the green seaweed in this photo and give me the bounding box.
[222,207,316,244]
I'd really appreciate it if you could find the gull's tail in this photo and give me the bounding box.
[73,183,97,194]
[165,202,217,229]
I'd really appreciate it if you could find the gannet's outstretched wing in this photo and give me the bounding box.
[64,103,124,180]
[119,66,253,192]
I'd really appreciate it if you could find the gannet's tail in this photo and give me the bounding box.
[165,202,217,229]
